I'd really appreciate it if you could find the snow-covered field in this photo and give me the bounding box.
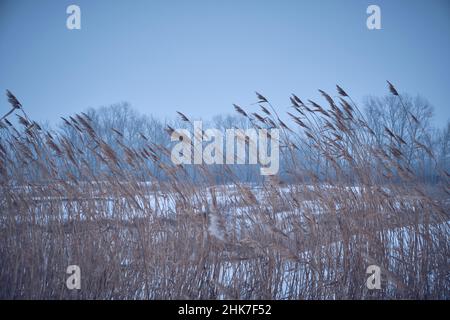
[2,181,449,299]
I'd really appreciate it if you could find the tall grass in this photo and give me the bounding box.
[0,84,448,299]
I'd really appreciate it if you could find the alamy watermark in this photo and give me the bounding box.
[66,265,81,290]
[65,4,381,31]
[66,5,81,30]
[170,121,280,175]
[367,5,381,30]
[366,265,381,290]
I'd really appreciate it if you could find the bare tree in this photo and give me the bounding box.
[364,94,437,180]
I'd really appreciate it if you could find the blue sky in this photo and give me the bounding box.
[0,0,449,127]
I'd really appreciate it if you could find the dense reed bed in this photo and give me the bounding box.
[0,83,448,299]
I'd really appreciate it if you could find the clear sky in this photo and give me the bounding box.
[0,0,449,127]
